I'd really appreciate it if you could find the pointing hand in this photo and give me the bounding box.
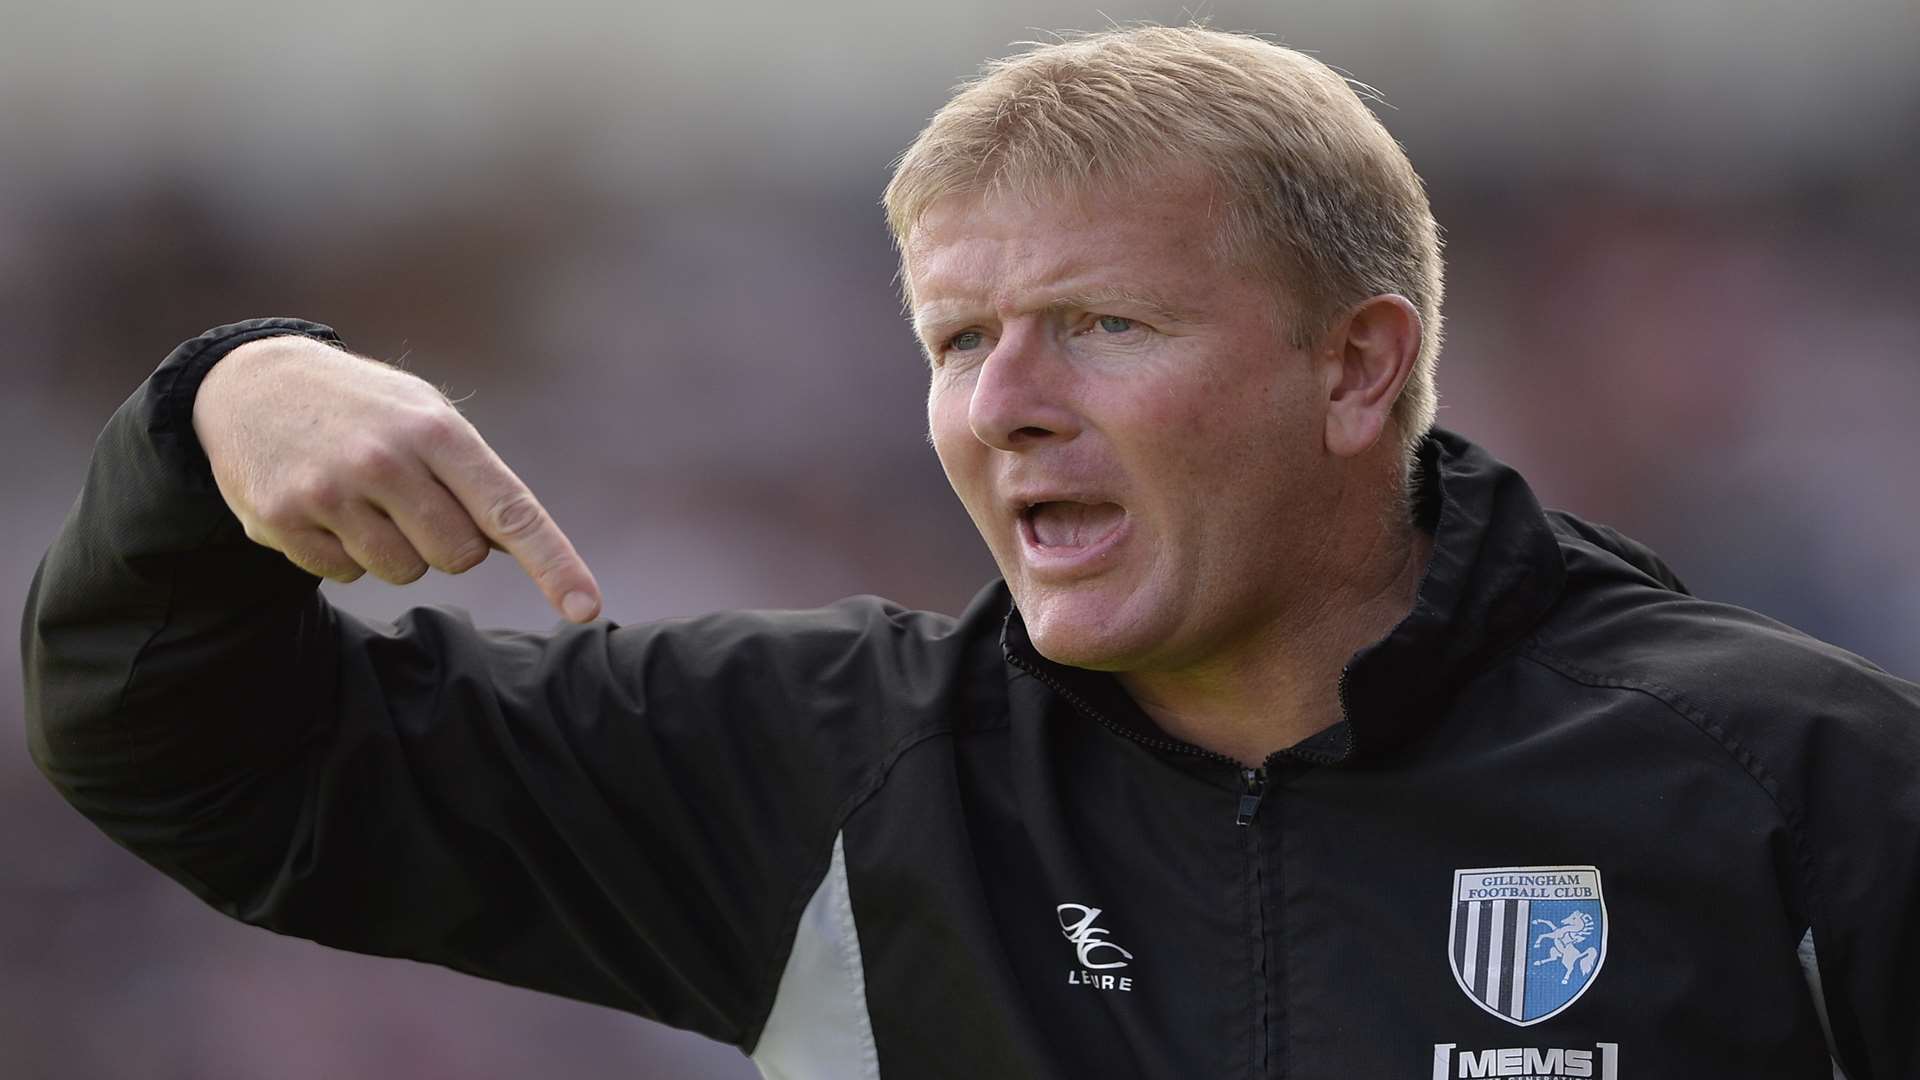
[191,335,603,623]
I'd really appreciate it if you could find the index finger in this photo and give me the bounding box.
[426,432,603,623]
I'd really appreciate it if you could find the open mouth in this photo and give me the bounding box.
[1021,500,1127,552]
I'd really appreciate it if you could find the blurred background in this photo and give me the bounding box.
[4,0,1917,1076]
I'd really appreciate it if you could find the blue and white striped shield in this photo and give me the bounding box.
[1448,865,1608,1026]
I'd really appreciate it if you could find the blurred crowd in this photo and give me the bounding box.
[4,2,1916,1077]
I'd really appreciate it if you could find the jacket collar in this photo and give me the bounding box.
[1001,428,1568,763]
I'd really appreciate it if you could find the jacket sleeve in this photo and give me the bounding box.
[21,319,914,1048]
[1776,653,1920,1079]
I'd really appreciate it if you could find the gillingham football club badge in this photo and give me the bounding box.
[1447,866,1607,1026]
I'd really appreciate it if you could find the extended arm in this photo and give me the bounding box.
[22,320,894,1048]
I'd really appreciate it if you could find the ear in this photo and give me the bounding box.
[1318,294,1422,459]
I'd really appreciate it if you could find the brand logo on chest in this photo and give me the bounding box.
[1057,903,1135,992]
[1431,1042,1619,1079]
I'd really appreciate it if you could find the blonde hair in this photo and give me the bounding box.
[884,25,1444,458]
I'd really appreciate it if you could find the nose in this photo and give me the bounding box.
[967,325,1082,451]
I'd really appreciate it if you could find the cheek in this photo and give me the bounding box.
[1129,378,1309,543]
[927,381,982,488]
[1136,383,1262,481]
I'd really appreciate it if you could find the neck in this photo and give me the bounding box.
[1117,481,1434,768]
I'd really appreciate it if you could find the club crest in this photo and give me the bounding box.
[1447,866,1607,1027]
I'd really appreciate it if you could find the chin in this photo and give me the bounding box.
[1025,629,1116,670]
[1016,586,1163,672]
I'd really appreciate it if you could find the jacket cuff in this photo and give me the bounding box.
[147,317,343,492]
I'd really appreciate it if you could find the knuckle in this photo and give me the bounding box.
[289,549,358,581]
[254,496,308,533]
[408,407,466,449]
[363,548,427,585]
[292,473,348,513]
[344,439,402,481]
[486,491,545,539]
[442,536,490,574]
[386,558,430,585]
[528,550,580,589]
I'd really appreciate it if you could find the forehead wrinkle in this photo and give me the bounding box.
[905,210,1213,343]
[908,248,1086,341]
[913,262,1191,323]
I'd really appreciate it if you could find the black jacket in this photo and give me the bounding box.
[24,319,1920,1079]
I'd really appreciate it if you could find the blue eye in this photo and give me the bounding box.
[949,330,984,352]
[1096,316,1135,333]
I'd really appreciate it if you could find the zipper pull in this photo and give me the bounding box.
[1235,767,1267,827]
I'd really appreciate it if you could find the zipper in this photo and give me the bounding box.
[1236,767,1267,827]
[1245,794,1271,1078]
[1007,644,1335,1076]
[1333,663,1357,760]
[1004,647,1355,823]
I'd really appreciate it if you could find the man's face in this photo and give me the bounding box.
[909,179,1342,673]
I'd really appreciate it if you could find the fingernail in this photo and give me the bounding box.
[562,591,597,622]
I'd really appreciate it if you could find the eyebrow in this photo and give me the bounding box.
[912,286,1197,346]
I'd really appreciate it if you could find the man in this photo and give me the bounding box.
[22,25,1918,1080]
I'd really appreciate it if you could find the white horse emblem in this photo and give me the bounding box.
[1533,910,1600,985]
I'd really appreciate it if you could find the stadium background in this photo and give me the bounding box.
[2,1,1916,1076]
